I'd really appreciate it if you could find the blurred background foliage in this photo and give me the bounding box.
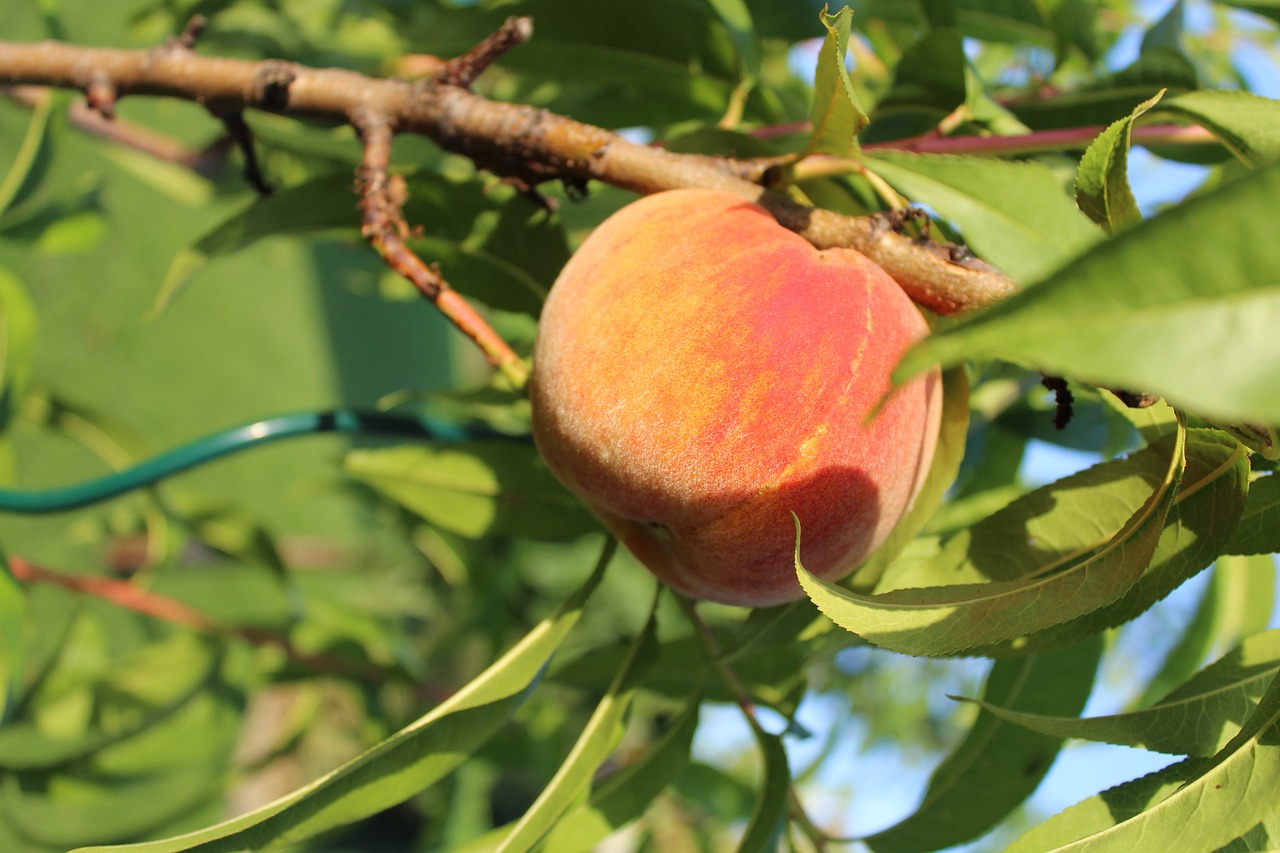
[0,0,1278,851]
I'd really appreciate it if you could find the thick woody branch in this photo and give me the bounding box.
[0,35,1017,314]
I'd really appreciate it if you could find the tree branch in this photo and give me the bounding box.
[354,112,529,385]
[8,554,389,683]
[0,27,1017,315]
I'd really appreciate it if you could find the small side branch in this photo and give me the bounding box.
[354,115,529,386]
[8,555,387,682]
[436,15,533,88]
[676,594,832,850]
[171,15,208,51]
[211,107,272,194]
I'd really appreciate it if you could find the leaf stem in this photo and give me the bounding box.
[675,593,831,851]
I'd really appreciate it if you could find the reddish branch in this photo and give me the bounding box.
[5,85,231,177]
[0,20,1018,319]
[8,555,387,683]
[864,122,1217,156]
[355,115,528,384]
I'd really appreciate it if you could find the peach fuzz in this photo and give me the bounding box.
[530,189,943,607]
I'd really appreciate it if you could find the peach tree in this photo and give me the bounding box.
[0,1,1278,851]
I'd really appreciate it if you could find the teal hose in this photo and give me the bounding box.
[0,409,524,514]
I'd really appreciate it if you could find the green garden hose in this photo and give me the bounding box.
[0,408,523,514]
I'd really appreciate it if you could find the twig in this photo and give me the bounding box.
[210,107,272,194]
[436,15,533,88]
[4,86,229,176]
[84,71,115,118]
[862,121,1218,157]
[8,555,388,683]
[751,120,1217,157]
[353,114,529,385]
[675,594,830,851]
[0,33,1017,316]
[171,15,208,51]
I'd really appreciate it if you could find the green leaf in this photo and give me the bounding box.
[851,367,969,591]
[154,173,561,316]
[1160,90,1280,168]
[803,6,869,158]
[1011,47,1198,130]
[736,729,790,853]
[0,265,38,443]
[494,594,659,852]
[0,632,219,770]
[1005,669,1280,853]
[704,0,761,76]
[1209,555,1278,645]
[1052,0,1104,63]
[1226,475,1280,556]
[863,28,967,144]
[1102,391,1179,445]
[152,173,356,312]
[69,543,614,853]
[344,442,598,540]
[490,0,741,128]
[844,0,1057,44]
[1210,0,1280,26]
[1075,91,1165,232]
[1138,554,1278,707]
[863,151,1101,283]
[899,161,1280,425]
[1142,0,1185,53]
[866,636,1103,853]
[0,86,51,218]
[968,629,1280,758]
[4,763,226,849]
[540,688,701,853]
[916,0,957,28]
[974,429,1249,657]
[0,553,24,722]
[797,422,1186,657]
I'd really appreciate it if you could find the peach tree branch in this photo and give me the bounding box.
[354,112,529,385]
[0,20,1017,316]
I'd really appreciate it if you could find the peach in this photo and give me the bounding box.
[529,189,942,607]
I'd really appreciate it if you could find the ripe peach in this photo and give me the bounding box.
[530,189,942,607]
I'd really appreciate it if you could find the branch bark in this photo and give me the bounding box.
[0,26,1018,317]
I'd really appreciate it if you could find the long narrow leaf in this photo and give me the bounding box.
[0,553,24,723]
[866,636,1103,853]
[70,541,615,853]
[540,687,702,853]
[1225,475,1280,556]
[1006,670,1280,852]
[736,730,791,853]
[797,421,1186,656]
[494,587,660,853]
[964,630,1280,757]
[898,161,1280,425]
[973,429,1248,658]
